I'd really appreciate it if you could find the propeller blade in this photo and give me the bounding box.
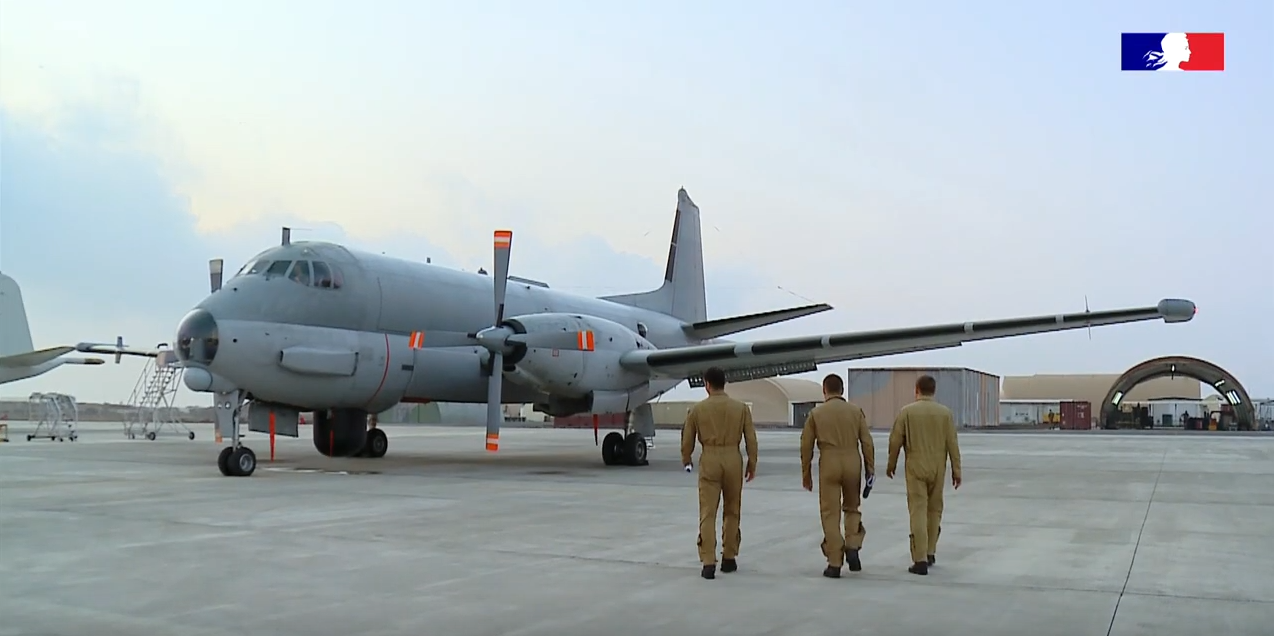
[483,230,513,453]
[493,230,512,325]
[485,351,504,452]
[508,329,597,352]
[209,259,224,293]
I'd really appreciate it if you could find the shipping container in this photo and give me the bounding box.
[999,399,1062,426]
[552,412,627,429]
[845,367,1000,429]
[1059,400,1092,430]
[790,401,820,428]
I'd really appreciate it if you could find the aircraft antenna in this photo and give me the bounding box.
[1084,294,1092,340]
[776,285,819,304]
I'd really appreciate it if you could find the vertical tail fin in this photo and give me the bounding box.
[0,272,35,357]
[601,188,707,323]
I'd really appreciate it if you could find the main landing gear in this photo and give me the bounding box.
[312,409,387,459]
[601,431,648,466]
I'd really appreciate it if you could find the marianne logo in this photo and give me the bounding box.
[1121,32,1225,71]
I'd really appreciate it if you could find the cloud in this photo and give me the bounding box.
[0,100,787,404]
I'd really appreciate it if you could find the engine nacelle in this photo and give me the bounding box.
[501,313,655,398]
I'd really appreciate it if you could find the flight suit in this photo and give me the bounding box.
[800,396,876,567]
[886,396,962,565]
[681,390,759,567]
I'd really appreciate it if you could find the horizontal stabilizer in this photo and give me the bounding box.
[685,303,833,340]
[0,346,74,368]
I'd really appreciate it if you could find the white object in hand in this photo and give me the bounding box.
[684,464,693,472]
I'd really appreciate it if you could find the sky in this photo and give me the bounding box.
[0,0,1270,409]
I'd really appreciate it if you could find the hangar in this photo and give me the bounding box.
[1002,373,1199,427]
[1100,356,1256,430]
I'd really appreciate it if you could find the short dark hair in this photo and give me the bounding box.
[916,374,936,396]
[822,373,843,395]
[703,366,727,390]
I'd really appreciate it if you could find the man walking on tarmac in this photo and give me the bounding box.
[681,366,759,580]
[800,372,876,578]
[886,374,963,575]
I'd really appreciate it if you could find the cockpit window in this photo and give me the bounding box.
[288,261,312,286]
[236,258,270,277]
[230,255,344,290]
[265,260,292,278]
[312,261,334,288]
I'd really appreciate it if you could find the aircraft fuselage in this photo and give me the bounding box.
[176,241,694,415]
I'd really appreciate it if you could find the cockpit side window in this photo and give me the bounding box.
[265,260,292,278]
[312,261,334,288]
[288,261,312,286]
[328,263,344,289]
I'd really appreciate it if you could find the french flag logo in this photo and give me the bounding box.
[1120,32,1225,71]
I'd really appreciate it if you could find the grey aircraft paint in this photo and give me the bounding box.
[76,188,1198,476]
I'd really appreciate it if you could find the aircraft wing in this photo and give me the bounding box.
[0,346,75,368]
[619,298,1197,380]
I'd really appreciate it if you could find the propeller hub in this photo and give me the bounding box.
[475,325,514,353]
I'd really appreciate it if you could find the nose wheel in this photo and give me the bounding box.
[213,389,256,477]
[217,445,257,476]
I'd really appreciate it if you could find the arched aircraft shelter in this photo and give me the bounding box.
[1101,355,1256,430]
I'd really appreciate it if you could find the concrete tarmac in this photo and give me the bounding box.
[1,422,1272,636]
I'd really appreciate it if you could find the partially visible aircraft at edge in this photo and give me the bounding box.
[76,188,1198,478]
[0,272,104,386]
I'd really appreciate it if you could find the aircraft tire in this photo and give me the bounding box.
[228,447,257,477]
[217,446,234,476]
[623,432,648,466]
[365,428,388,458]
[601,432,624,466]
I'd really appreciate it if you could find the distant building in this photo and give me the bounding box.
[645,376,824,428]
[841,367,1000,429]
[1002,373,1200,427]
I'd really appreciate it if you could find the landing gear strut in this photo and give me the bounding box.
[215,390,256,477]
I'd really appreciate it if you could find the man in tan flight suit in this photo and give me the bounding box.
[801,372,875,578]
[681,366,759,580]
[886,374,963,575]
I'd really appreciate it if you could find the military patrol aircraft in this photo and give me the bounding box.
[0,272,104,386]
[76,188,1197,477]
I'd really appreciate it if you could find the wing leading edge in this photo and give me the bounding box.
[620,298,1197,379]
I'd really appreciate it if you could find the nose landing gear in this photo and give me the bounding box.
[214,390,256,476]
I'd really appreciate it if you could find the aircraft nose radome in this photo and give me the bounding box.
[1157,298,1196,323]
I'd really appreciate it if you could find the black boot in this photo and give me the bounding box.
[908,561,928,576]
[823,565,841,578]
[701,564,716,579]
[927,554,936,566]
[845,549,862,572]
[721,558,737,573]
